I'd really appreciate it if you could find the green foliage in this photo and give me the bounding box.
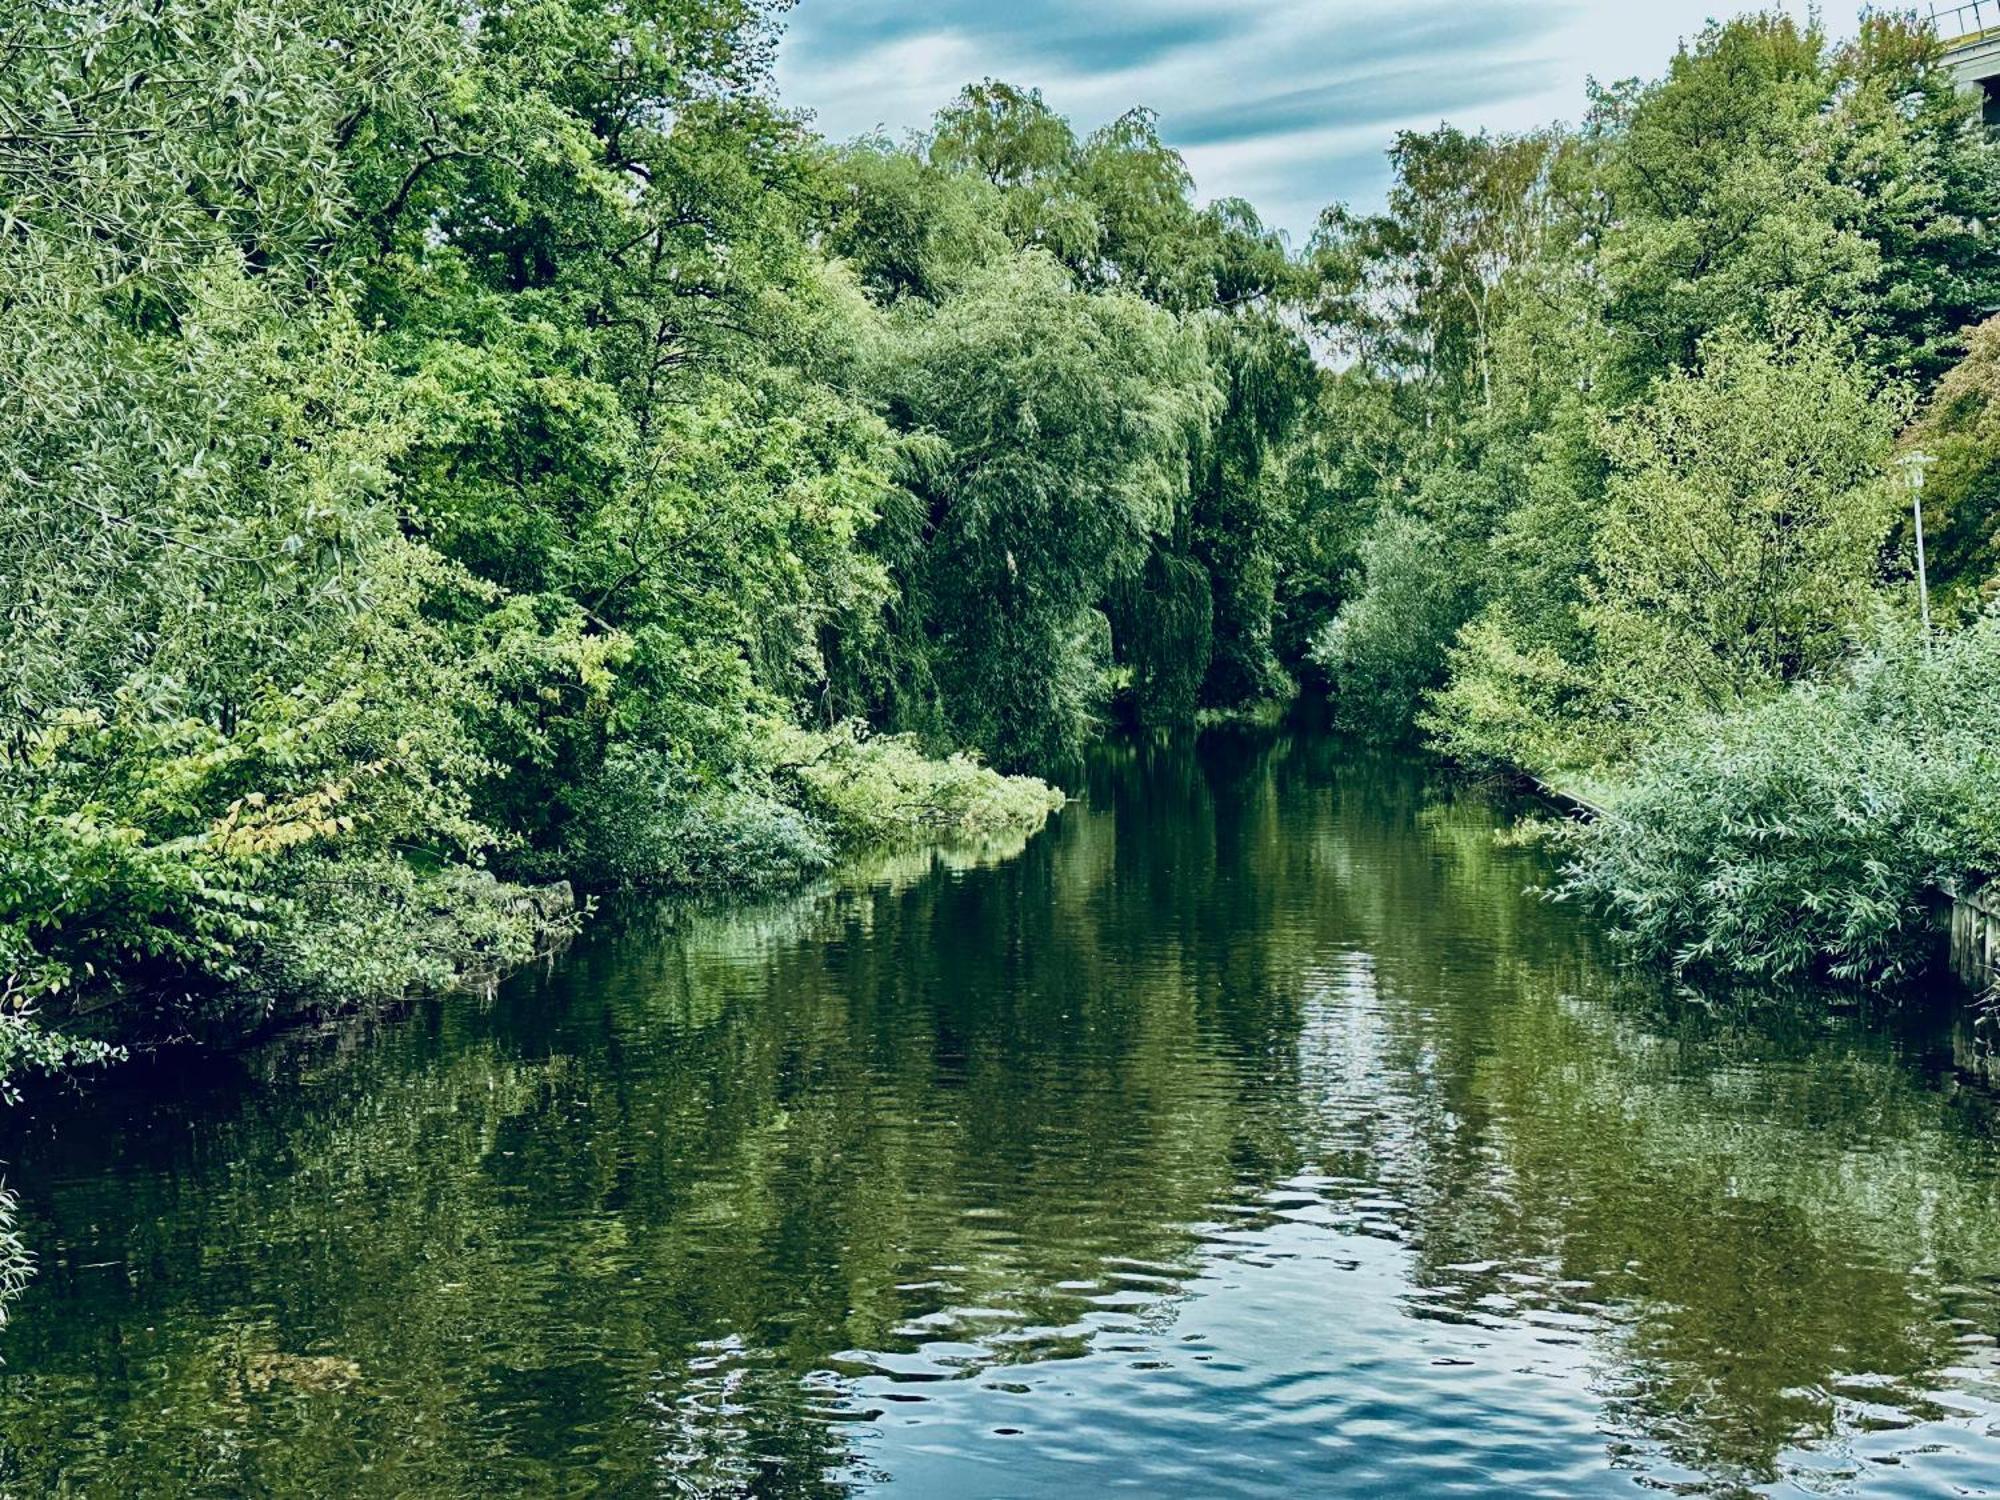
[1590,13,1877,390]
[1310,464,1505,734]
[818,142,1007,304]
[550,722,1063,887]
[1113,551,1214,728]
[1582,11,2000,393]
[0,265,504,1016]
[555,751,837,890]
[1312,125,1576,420]
[1421,397,1607,772]
[246,859,581,1011]
[0,1019,121,1108]
[871,251,1216,767]
[1584,319,1903,718]
[1559,622,2000,985]
[1311,511,1475,735]
[1266,374,1405,668]
[23,0,1988,1029]
[774,722,1066,846]
[1904,314,2000,611]
[928,81,1100,267]
[3,0,1151,1082]
[1295,9,2000,986]
[817,85,1321,748]
[1300,121,1602,736]
[1827,16,2000,380]
[1188,313,1315,709]
[1431,318,1900,771]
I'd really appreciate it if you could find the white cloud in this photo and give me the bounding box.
[792,32,989,143]
[780,0,1822,239]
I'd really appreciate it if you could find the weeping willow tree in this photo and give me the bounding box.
[1185,310,1319,708]
[868,252,1216,768]
[1112,549,1214,728]
[818,87,1318,756]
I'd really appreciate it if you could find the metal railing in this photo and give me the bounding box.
[1933,1,2000,44]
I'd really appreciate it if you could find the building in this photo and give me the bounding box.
[1937,2,2000,123]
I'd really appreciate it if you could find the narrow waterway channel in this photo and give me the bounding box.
[4,729,2000,1497]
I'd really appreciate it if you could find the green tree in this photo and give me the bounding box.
[1592,12,2000,390]
[1311,126,1575,422]
[1902,314,2000,612]
[872,252,1214,766]
[1582,319,1903,725]
[0,0,1060,1049]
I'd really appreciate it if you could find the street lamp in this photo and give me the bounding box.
[1898,450,1936,639]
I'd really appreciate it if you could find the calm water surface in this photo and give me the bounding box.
[5,731,2000,1497]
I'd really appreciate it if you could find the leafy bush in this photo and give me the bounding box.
[1559,621,2000,984]
[245,858,577,1013]
[1311,511,1477,736]
[539,744,835,891]
[0,1015,121,1106]
[774,722,1065,845]
[1424,615,1608,775]
[528,725,1061,891]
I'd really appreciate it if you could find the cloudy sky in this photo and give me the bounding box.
[776,0,1826,243]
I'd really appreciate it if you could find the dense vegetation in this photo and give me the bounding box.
[1307,13,2000,985]
[7,0,2000,1118]
[0,0,1314,1077]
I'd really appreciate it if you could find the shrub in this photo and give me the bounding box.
[532,724,1062,890]
[1311,511,1476,735]
[245,857,577,1013]
[1559,620,2000,984]
[774,721,1065,846]
[546,745,836,891]
[1424,614,1611,775]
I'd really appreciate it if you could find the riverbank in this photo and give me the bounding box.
[41,870,586,1061]
[6,730,1063,1091]
[1503,631,2000,993]
[0,733,1065,1342]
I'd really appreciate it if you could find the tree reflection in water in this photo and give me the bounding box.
[3,730,1998,1497]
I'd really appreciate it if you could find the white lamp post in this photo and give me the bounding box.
[1898,450,1936,639]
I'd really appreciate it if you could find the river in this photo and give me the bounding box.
[3,729,2000,1497]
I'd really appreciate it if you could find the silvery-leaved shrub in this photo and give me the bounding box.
[1560,620,2000,985]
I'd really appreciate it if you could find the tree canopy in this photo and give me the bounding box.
[12,0,2000,1052]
